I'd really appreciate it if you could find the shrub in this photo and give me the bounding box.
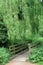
[29,46,43,63]
[0,47,10,65]
[32,34,43,46]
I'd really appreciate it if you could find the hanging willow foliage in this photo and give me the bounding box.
[0,0,43,44]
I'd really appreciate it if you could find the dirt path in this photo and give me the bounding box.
[6,61,37,65]
[6,51,37,65]
[11,51,28,61]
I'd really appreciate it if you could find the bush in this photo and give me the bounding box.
[29,46,43,63]
[32,34,43,46]
[0,47,10,65]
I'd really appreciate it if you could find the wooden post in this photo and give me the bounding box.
[28,44,31,56]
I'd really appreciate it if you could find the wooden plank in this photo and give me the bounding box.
[11,47,27,55]
[9,44,27,51]
[9,46,27,54]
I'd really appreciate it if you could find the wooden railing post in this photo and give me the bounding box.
[28,44,31,56]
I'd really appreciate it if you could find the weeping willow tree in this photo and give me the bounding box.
[2,0,31,44]
[25,0,42,45]
[26,0,41,34]
[0,0,42,45]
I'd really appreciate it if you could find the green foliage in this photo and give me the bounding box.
[0,0,32,44]
[0,20,7,46]
[29,46,43,63]
[28,34,43,63]
[0,47,10,65]
[0,0,43,45]
[0,0,41,44]
[0,0,43,64]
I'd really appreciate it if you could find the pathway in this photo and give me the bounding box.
[10,51,28,61]
[6,51,37,65]
[6,61,37,65]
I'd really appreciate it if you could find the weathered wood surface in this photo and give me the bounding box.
[9,43,28,59]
